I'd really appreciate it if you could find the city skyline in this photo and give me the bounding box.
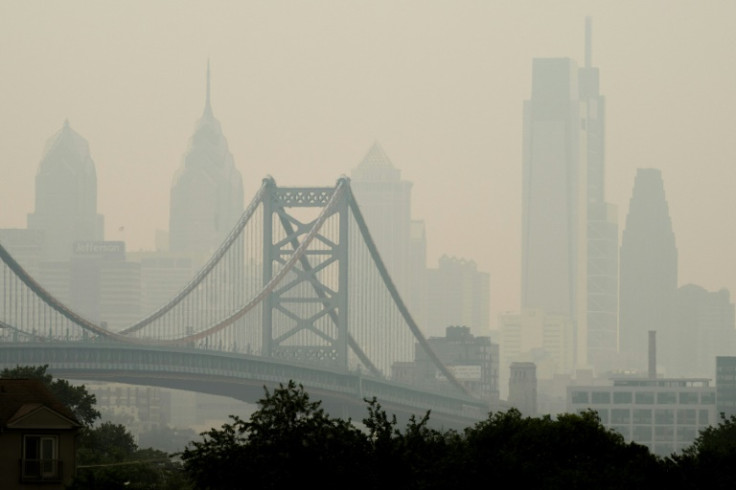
[1,2,734,326]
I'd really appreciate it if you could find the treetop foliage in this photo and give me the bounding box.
[0,364,100,426]
[180,380,672,489]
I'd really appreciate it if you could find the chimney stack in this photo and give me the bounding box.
[648,330,656,378]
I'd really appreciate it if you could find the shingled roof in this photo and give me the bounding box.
[0,378,80,427]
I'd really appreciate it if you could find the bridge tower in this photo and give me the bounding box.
[261,178,350,369]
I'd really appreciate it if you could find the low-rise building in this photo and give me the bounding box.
[568,376,716,456]
[0,378,82,489]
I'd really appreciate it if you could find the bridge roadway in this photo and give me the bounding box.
[0,342,490,430]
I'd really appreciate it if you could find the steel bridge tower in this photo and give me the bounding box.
[261,178,350,368]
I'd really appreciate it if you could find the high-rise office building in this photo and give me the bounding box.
[169,63,243,264]
[674,285,735,379]
[521,19,617,373]
[619,168,678,372]
[349,142,417,370]
[522,56,588,371]
[522,55,585,320]
[350,141,413,297]
[579,20,619,373]
[27,120,104,262]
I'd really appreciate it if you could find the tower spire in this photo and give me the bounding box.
[204,58,213,116]
[585,16,592,68]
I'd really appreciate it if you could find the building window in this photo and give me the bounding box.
[677,409,697,425]
[611,409,631,424]
[22,435,59,481]
[679,392,698,404]
[613,391,632,404]
[657,392,677,404]
[591,392,611,404]
[655,409,675,425]
[571,391,589,404]
[701,392,716,404]
[635,392,654,404]
[633,409,652,424]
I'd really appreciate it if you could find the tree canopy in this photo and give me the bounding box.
[180,381,664,489]
[0,364,100,426]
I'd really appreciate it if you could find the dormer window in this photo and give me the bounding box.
[22,434,60,482]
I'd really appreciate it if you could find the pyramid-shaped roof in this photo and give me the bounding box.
[351,141,401,182]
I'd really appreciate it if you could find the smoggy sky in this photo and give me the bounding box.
[1,1,734,328]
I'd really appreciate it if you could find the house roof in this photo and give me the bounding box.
[0,378,81,428]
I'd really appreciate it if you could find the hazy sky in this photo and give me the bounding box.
[1,1,734,328]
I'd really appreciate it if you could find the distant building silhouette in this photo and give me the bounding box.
[674,285,735,379]
[619,168,678,373]
[425,255,490,338]
[392,325,499,404]
[27,120,104,262]
[521,19,618,373]
[579,19,619,373]
[508,361,537,416]
[350,142,417,364]
[169,62,243,264]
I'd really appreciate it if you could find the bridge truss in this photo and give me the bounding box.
[0,177,471,400]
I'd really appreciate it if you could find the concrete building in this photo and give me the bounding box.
[509,362,537,416]
[169,63,244,265]
[568,376,716,456]
[27,120,104,263]
[392,325,499,405]
[569,335,716,456]
[716,356,736,419]
[619,168,678,373]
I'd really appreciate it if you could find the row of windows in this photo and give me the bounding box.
[610,425,700,443]
[571,390,715,405]
[604,408,711,425]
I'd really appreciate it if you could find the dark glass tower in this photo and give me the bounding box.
[619,168,678,372]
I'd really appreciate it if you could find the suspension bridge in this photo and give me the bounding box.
[0,177,493,428]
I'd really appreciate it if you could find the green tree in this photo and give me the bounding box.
[668,414,736,489]
[181,380,370,489]
[461,408,661,488]
[0,364,100,426]
[71,422,190,490]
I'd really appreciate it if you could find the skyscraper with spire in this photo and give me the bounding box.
[169,62,244,262]
[580,18,619,373]
[521,18,618,373]
[27,120,104,262]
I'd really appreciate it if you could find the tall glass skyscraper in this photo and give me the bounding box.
[521,19,618,373]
